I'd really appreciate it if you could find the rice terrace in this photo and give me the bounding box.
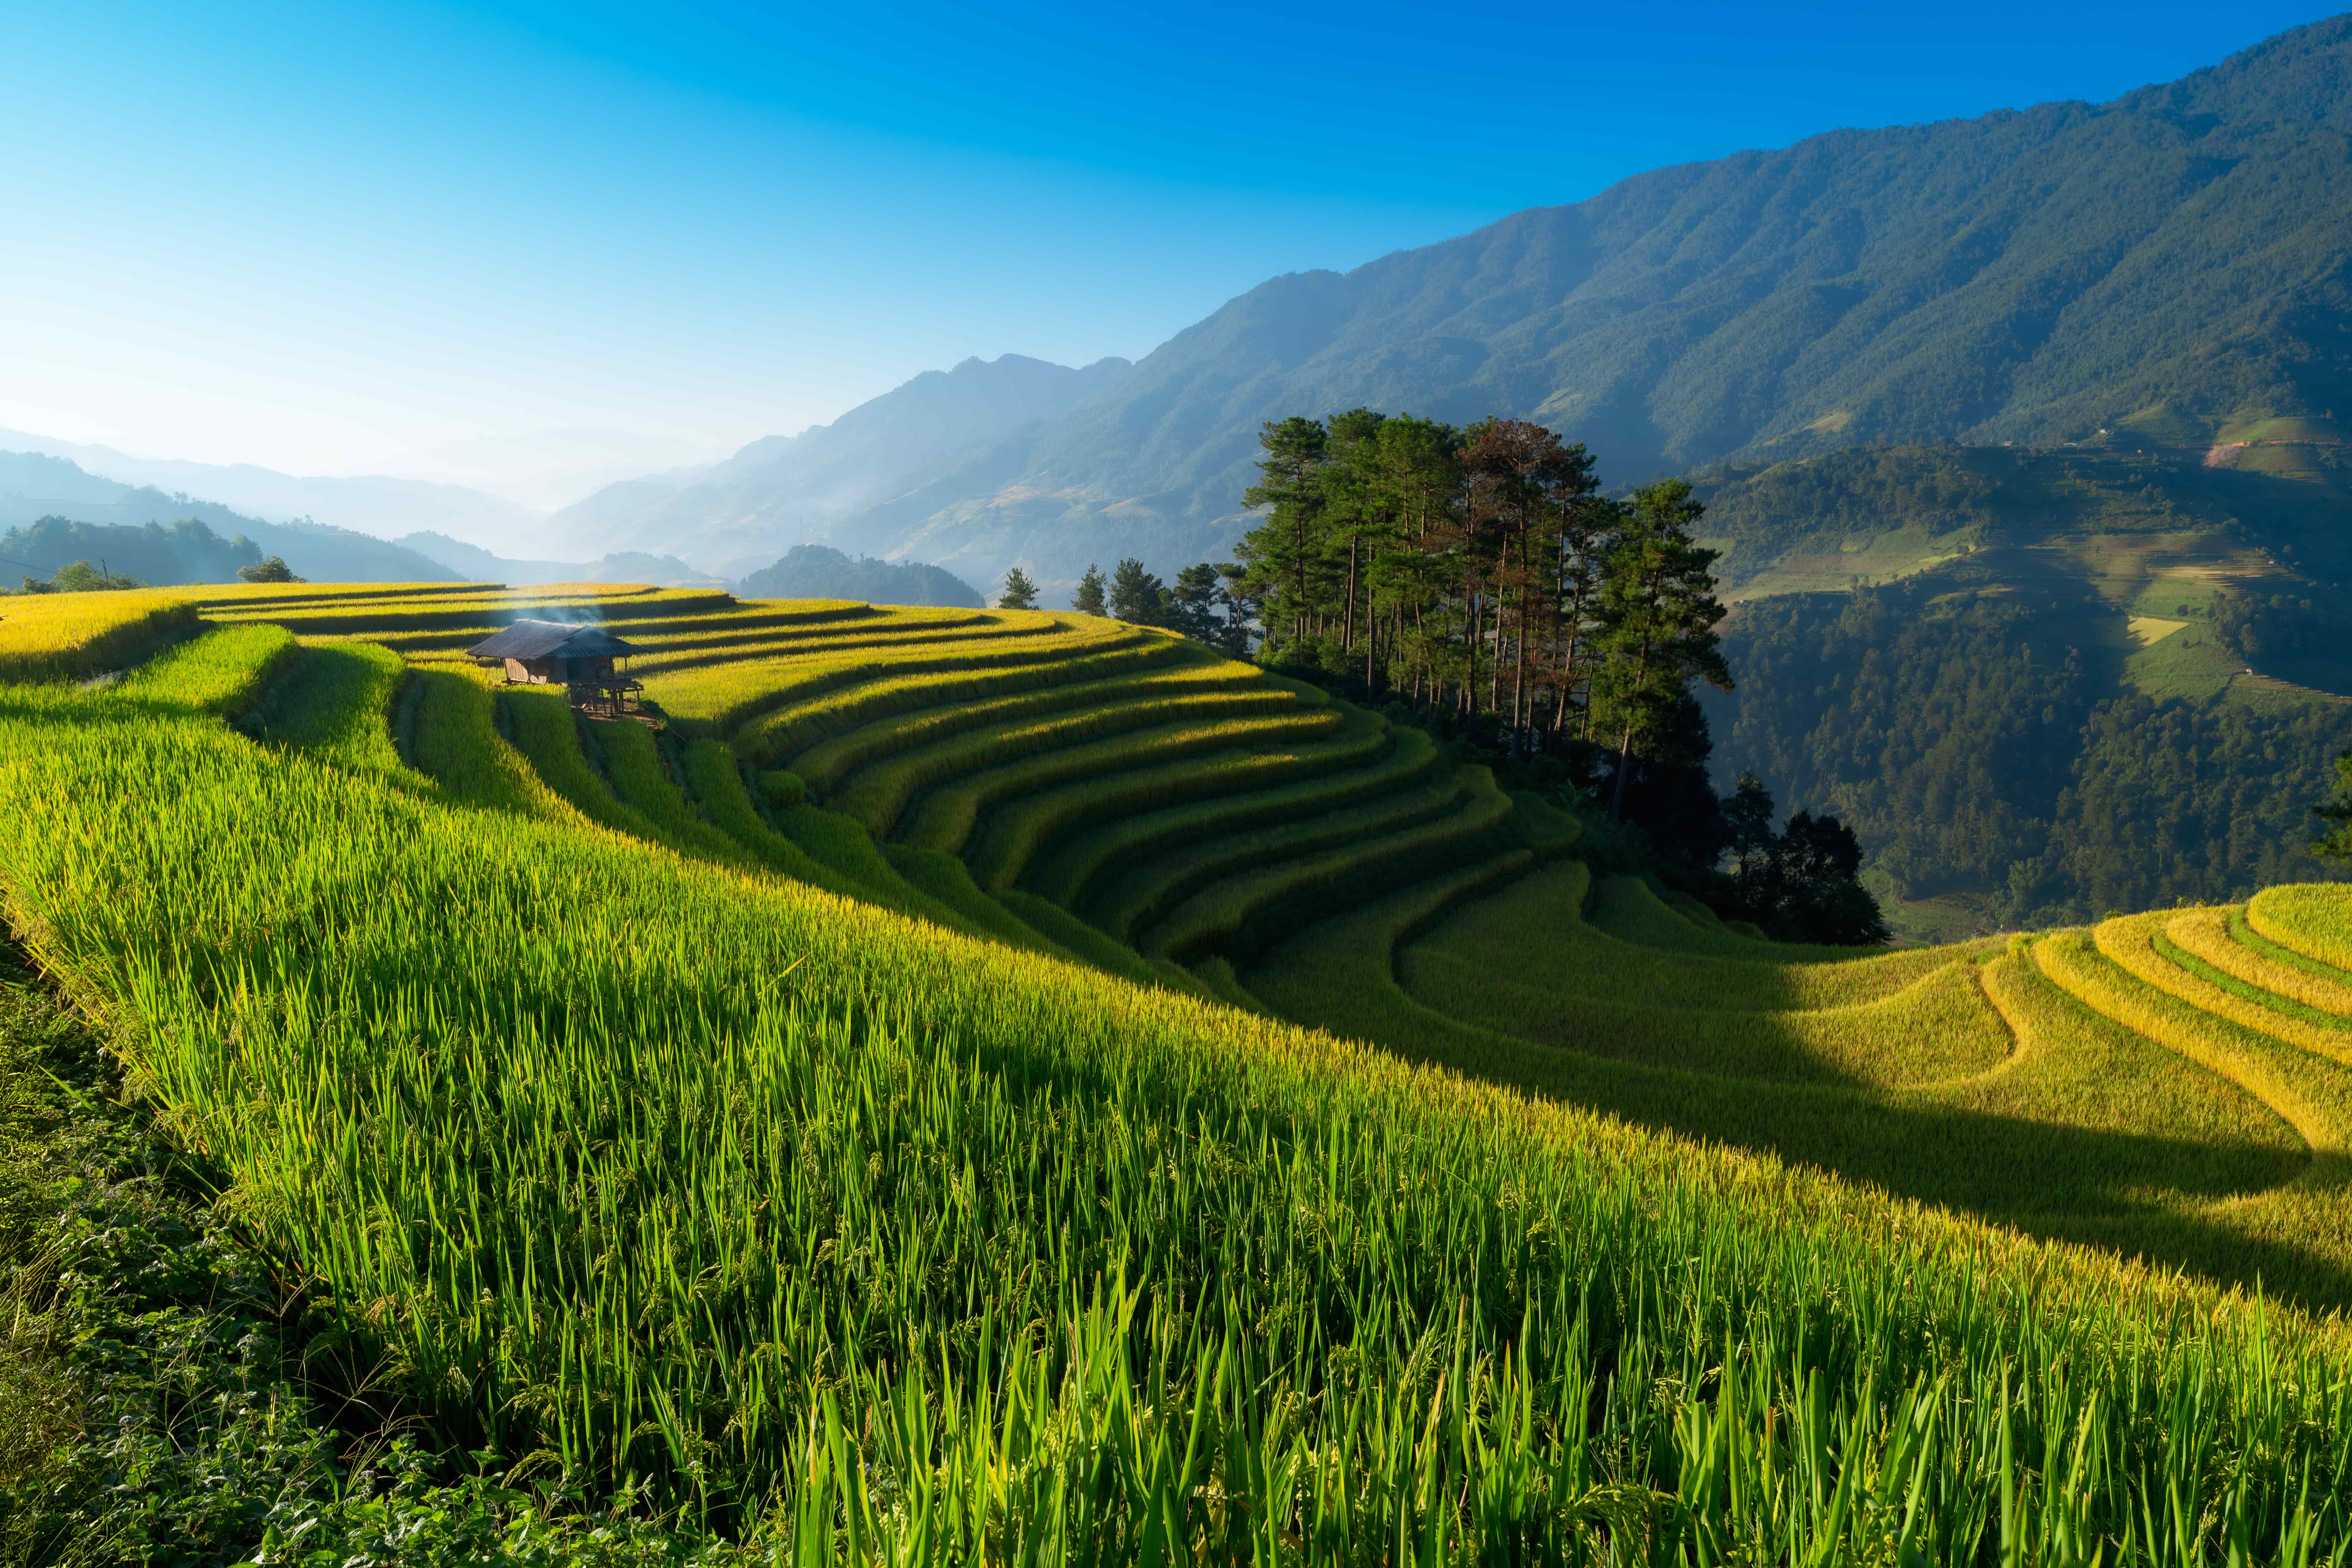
[2,571,2350,1562]
[19,6,2352,1565]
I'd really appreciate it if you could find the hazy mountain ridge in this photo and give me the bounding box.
[0,450,457,583]
[552,353,1133,571]
[659,15,2352,597]
[0,427,543,549]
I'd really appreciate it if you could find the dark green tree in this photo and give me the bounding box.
[2312,752,2352,861]
[1072,564,1107,617]
[1722,770,1776,880]
[1595,479,1731,817]
[237,555,302,584]
[1761,812,1890,945]
[1109,558,1169,625]
[997,566,1039,610]
[1238,416,1330,652]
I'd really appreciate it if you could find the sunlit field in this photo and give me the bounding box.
[1,579,2348,1560]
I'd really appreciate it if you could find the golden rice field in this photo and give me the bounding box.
[2,577,2350,1561]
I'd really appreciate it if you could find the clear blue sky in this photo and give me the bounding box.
[3,0,2338,481]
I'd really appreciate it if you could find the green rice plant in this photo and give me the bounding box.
[3,669,2351,1554]
[245,640,421,782]
[666,625,1157,736]
[1014,714,1415,903]
[1257,878,2332,1293]
[2250,884,2352,976]
[0,588,200,682]
[2162,911,2352,1026]
[1088,770,1474,942]
[592,718,767,871]
[2100,911,2352,1072]
[498,686,674,843]
[878,844,1074,959]
[630,615,1034,679]
[712,635,1185,756]
[676,737,900,908]
[987,889,1175,990]
[2234,904,2352,992]
[1138,772,1521,963]
[402,667,593,825]
[1412,862,1999,1013]
[113,621,298,718]
[2037,927,2352,1180]
[1507,789,1583,854]
[1399,937,2013,1088]
[850,706,1341,845]
[1182,954,1266,1014]
[962,706,1399,894]
[783,648,1255,794]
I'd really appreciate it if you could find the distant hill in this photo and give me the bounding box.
[551,353,1131,573]
[394,531,722,588]
[736,545,982,608]
[620,16,2352,597]
[0,451,456,583]
[0,427,543,548]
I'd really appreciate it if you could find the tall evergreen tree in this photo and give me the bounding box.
[1595,479,1731,818]
[1110,558,1169,625]
[1238,416,1330,652]
[996,566,1039,610]
[1072,563,1107,617]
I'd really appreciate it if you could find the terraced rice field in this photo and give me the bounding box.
[172,581,2352,1301]
[2,578,2350,1558]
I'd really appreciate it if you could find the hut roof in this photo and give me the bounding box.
[467,620,646,661]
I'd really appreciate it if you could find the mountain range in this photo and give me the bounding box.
[554,15,2352,598]
[0,450,457,583]
[0,428,544,551]
[551,354,1131,578]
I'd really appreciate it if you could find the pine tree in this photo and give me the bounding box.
[1072,564,1107,617]
[1110,558,1168,625]
[1595,479,1731,818]
[997,566,1039,610]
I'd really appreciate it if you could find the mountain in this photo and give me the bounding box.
[551,353,1132,571]
[393,531,723,588]
[653,16,2352,598]
[0,427,546,550]
[735,545,982,607]
[0,451,456,583]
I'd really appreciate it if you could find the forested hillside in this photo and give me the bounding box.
[1,452,458,584]
[557,17,2352,595]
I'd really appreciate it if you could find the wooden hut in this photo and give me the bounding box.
[467,620,647,717]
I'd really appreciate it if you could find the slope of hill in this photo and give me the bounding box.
[617,16,2352,598]
[0,584,2346,1555]
[392,529,721,587]
[551,352,1132,572]
[1683,440,2352,935]
[0,426,542,547]
[0,452,458,583]
[734,543,981,606]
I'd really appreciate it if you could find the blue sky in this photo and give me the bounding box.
[3,0,2338,486]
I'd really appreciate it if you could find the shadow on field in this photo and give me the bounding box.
[1251,953,2352,1315]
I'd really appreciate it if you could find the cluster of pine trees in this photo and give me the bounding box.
[1229,412,1730,770]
